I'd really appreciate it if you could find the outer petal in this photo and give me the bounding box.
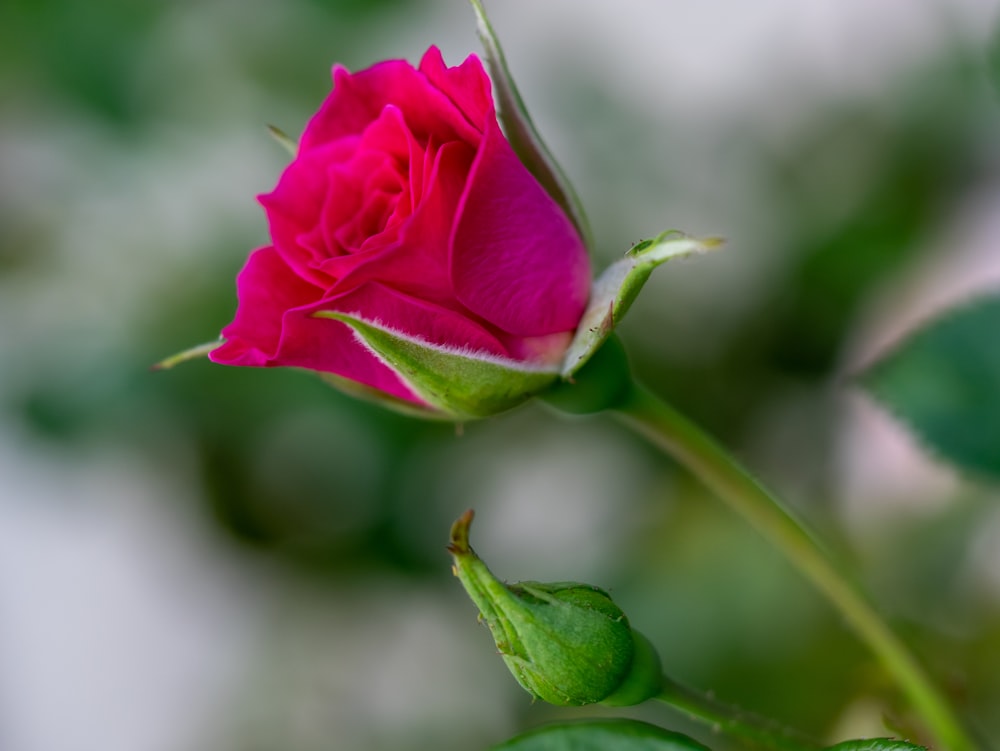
[300,50,481,152]
[211,246,323,366]
[210,247,419,403]
[270,307,418,402]
[418,47,494,132]
[451,118,590,337]
[320,282,510,358]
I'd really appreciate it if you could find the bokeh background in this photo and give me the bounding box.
[2,1,1000,750]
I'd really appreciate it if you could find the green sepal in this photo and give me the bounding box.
[448,511,662,707]
[491,719,713,751]
[468,0,592,249]
[314,311,558,420]
[602,630,663,707]
[151,340,222,371]
[561,232,723,378]
[859,293,1000,481]
[267,124,298,157]
[541,336,632,415]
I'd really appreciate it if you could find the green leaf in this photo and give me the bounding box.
[468,0,592,249]
[826,740,927,751]
[492,719,713,751]
[315,311,558,420]
[561,232,724,378]
[860,294,1000,480]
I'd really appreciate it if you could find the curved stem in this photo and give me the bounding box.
[612,381,975,751]
[656,674,820,751]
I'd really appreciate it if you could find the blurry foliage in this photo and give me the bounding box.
[0,0,428,128]
[1,0,1000,749]
[0,0,161,124]
[618,483,866,736]
[628,59,986,474]
[990,16,1000,97]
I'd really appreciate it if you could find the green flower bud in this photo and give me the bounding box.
[448,510,662,707]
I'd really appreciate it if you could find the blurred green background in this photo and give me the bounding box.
[1,1,999,750]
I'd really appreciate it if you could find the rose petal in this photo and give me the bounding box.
[259,140,357,283]
[267,106,421,274]
[418,47,494,132]
[211,246,324,365]
[498,331,574,367]
[272,307,419,402]
[211,248,421,402]
[301,49,481,153]
[451,118,590,337]
[319,140,474,302]
[320,281,509,358]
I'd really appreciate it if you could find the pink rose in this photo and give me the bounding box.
[210,47,591,411]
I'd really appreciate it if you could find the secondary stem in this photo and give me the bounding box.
[656,675,820,751]
[612,380,974,751]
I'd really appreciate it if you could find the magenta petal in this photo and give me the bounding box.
[451,120,590,337]
[273,307,420,403]
[322,140,474,300]
[418,48,493,132]
[321,282,509,358]
[211,248,420,402]
[301,51,480,153]
[259,141,357,280]
[499,331,575,367]
[211,246,323,365]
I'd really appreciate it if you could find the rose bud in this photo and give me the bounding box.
[156,4,721,414]
[207,47,591,419]
[447,510,662,707]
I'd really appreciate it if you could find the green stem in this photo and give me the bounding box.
[656,674,820,751]
[612,381,974,751]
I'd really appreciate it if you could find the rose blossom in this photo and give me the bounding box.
[210,47,590,410]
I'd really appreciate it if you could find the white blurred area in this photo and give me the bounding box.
[2,1,1000,750]
[838,178,1000,524]
[0,436,257,751]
